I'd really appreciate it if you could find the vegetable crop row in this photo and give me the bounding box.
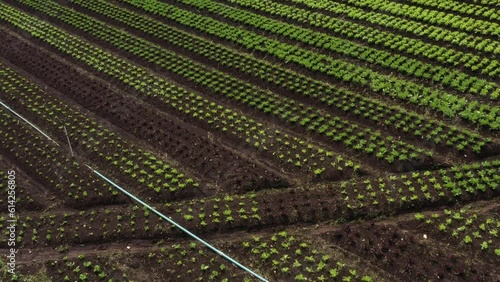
[46,255,120,282]
[342,159,500,213]
[407,0,500,21]
[237,231,375,281]
[413,205,500,259]
[129,241,246,281]
[0,160,44,211]
[168,159,500,229]
[339,0,500,38]
[0,193,265,248]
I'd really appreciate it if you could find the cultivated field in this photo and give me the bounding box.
[0,0,499,281]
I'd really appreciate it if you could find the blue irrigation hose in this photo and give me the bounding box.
[0,100,59,146]
[86,165,269,282]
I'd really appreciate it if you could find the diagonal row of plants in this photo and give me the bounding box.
[0,60,200,201]
[0,29,286,193]
[320,220,496,281]
[44,255,138,281]
[411,204,500,260]
[116,0,500,130]
[0,157,46,211]
[168,158,500,238]
[66,0,491,157]
[218,0,500,96]
[167,159,500,232]
[41,241,250,281]
[405,0,500,22]
[232,231,376,281]
[337,0,500,39]
[3,158,498,249]
[471,0,500,8]
[11,0,428,168]
[0,2,361,178]
[282,0,500,59]
[341,159,500,213]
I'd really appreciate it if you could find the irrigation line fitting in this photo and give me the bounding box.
[0,99,59,146]
[86,164,269,282]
